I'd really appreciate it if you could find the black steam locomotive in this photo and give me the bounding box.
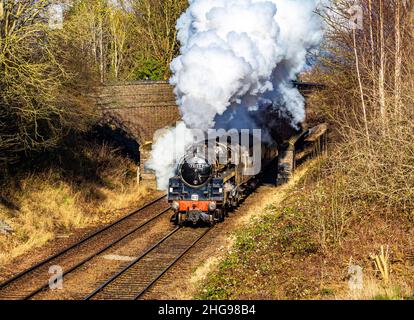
[168,124,328,226]
[168,134,278,226]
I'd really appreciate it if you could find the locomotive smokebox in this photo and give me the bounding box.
[179,156,212,187]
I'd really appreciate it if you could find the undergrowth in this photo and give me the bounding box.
[0,143,151,267]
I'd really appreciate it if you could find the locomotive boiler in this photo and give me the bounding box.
[168,134,278,226]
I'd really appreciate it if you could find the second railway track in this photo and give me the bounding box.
[0,194,170,300]
[86,226,211,300]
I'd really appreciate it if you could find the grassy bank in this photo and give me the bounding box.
[194,1,412,301]
[0,143,152,267]
[198,157,414,300]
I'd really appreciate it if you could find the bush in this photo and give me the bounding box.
[308,0,414,217]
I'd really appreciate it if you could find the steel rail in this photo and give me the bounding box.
[23,207,172,300]
[134,227,211,300]
[84,227,181,300]
[0,194,167,296]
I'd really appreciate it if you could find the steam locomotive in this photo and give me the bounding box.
[168,124,328,226]
[168,133,278,226]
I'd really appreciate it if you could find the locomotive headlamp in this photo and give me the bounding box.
[171,201,179,211]
[208,202,217,211]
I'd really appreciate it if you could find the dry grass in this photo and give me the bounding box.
[0,144,151,267]
[0,177,87,264]
[342,246,411,300]
[344,277,411,300]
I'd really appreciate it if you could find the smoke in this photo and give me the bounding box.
[148,0,325,189]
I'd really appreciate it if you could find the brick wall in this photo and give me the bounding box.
[92,81,181,179]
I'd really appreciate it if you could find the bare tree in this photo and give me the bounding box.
[309,0,414,213]
[130,0,187,79]
[0,0,93,166]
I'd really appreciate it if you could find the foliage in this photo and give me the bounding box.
[62,0,137,82]
[60,0,188,82]
[0,0,189,167]
[308,0,414,215]
[198,209,320,300]
[0,0,94,167]
[130,0,188,80]
[132,55,167,80]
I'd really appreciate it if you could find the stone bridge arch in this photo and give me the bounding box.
[92,81,181,179]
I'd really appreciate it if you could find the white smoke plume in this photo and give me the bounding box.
[148,0,325,189]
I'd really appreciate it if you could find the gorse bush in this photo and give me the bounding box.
[133,55,168,81]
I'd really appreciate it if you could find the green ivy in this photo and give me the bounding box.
[133,57,168,81]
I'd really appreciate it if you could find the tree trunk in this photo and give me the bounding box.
[378,0,386,120]
[394,0,402,115]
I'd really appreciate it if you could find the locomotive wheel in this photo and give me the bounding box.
[215,209,225,222]
[208,214,216,227]
[177,213,185,226]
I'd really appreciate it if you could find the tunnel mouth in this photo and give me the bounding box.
[88,123,140,164]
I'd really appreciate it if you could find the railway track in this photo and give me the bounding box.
[85,226,211,300]
[0,194,170,300]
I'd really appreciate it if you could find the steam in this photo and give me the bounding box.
[148,0,325,189]
[147,122,196,189]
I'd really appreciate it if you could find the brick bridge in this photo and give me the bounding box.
[92,81,180,179]
[92,81,321,179]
